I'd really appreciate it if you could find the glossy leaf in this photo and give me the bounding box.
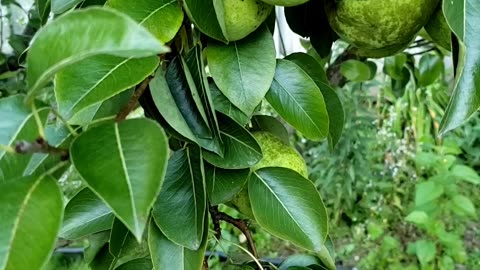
[183,0,226,42]
[251,115,289,144]
[108,0,183,43]
[26,7,169,101]
[205,164,250,205]
[285,53,344,149]
[207,26,276,115]
[51,0,82,14]
[109,219,149,267]
[266,59,329,141]
[0,175,63,270]
[440,0,480,133]
[70,118,168,240]
[279,254,322,270]
[249,167,328,252]
[148,217,208,270]
[60,188,114,240]
[55,55,159,120]
[203,113,262,169]
[0,96,50,182]
[152,146,206,250]
[210,81,249,126]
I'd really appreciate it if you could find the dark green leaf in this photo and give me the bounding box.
[249,167,328,252]
[70,118,168,240]
[55,55,158,120]
[384,53,407,80]
[205,163,250,205]
[183,0,226,42]
[109,219,149,267]
[60,188,114,239]
[89,243,115,270]
[84,232,111,264]
[26,7,169,101]
[416,53,444,87]
[210,81,249,126]
[152,146,206,250]
[148,217,208,270]
[203,113,262,169]
[266,59,329,141]
[440,0,480,133]
[251,115,289,144]
[279,254,322,270]
[36,0,51,24]
[107,0,184,43]
[0,175,63,270]
[116,258,153,270]
[207,25,276,115]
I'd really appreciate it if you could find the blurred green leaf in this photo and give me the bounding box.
[415,181,444,206]
[340,60,372,82]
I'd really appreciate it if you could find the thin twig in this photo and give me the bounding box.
[15,137,69,160]
[209,205,222,240]
[214,209,259,258]
[116,77,152,121]
[202,258,209,270]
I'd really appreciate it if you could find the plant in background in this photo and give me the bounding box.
[0,0,477,270]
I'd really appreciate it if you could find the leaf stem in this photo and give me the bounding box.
[116,76,152,122]
[31,102,46,138]
[51,108,78,137]
[0,144,15,154]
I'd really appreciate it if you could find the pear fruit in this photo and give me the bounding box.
[216,0,273,41]
[326,0,439,58]
[230,131,308,218]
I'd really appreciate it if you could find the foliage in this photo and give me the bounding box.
[0,0,478,270]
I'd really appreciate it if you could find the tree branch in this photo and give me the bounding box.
[15,137,69,160]
[209,206,259,258]
[116,76,152,121]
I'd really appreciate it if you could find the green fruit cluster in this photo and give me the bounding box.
[230,132,308,218]
[325,0,440,57]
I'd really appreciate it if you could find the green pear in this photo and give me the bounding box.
[258,0,308,7]
[216,0,273,41]
[230,131,308,218]
[424,5,452,51]
[326,0,439,57]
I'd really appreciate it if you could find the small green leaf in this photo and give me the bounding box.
[450,195,476,217]
[148,217,208,270]
[266,59,329,141]
[152,146,206,250]
[203,113,262,169]
[210,81,249,126]
[450,164,480,184]
[89,243,115,270]
[51,0,82,14]
[415,240,436,266]
[416,53,444,87]
[340,60,372,82]
[205,164,250,205]
[183,0,226,42]
[384,53,407,80]
[249,167,328,252]
[415,181,444,206]
[405,211,429,225]
[60,188,114,240]
[207,25,276,115]
[84,232,111,264]
[109,219,149,267]
[107,0,184,43]
[56,55,159,120]
[70,118,168,240]
[279,254,322,270]
[0,175,63,270]
[27,7,169,101]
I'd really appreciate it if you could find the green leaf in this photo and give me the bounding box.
[26,7,169,102]
[70,118,168,240]
[450,195,476,217]
[450,164,480,184]
[89,243,115,270]
[203,113,262,169]
[415,240,436,266]
[210,81,249,126]
[152,146,206,250]
[183,0,226,42]
[405,211,429,225]
[340,60,372,82]
[207,25,276,115]
[148,217,208,270]
[55,55,158,120]
[249,167,328,252]
[60,188,114,240]
[251,115,289,144]
[36,0,51,24]
[107,0,183,43]
[285,53,344,149]
[0,175,63,270]
[415,181,444,206]
[440,0,480,133]
[115,258,153,270]
[109,219,149,267]
[279,255,322,270]
[266,59,329,141]
[84,232,111,264]
[416,53,444,87]
[51,0,82,14]
[205,164,250,205]
[0,96,50,182]
[384,53,407,80]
